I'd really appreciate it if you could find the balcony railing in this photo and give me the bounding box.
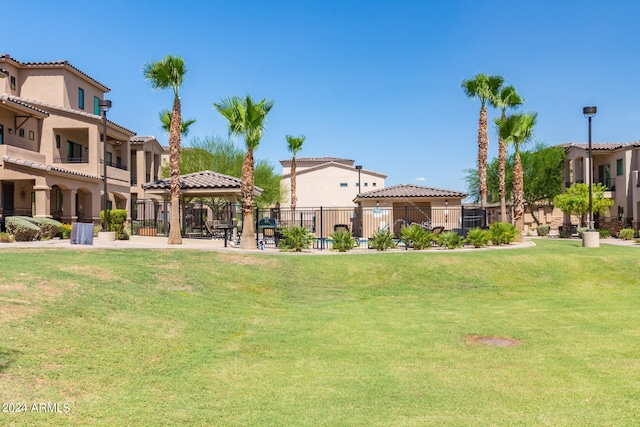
[100,159,128,171]
[597,177,615,191]
[54,157,88,164]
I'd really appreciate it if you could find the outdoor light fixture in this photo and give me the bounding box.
[583,106,597,231]
[98,99,112,232]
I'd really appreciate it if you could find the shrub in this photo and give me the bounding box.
[536,224,550,236]
[0,232,14,243]
[278,226,314,252]
[20,217,62,240]
[618,228,635,240]
[597,228,610,239]
[369,229,396,251]
[330,230,357,252]
[576,227,588,238]
[438,231,464,249]
[400,224,433,250]
[465,227,490,248]
[59,223,73,239]
[6,217,40,241]
[101,209,129,240]
[489,222,518,245]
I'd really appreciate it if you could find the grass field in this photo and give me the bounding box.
[0,240,639,426]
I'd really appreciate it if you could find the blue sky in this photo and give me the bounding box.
[8,1,640,192]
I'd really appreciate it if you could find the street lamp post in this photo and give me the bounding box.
[355,165,362,238]
[583,106,597,231]
[98,99,112,232]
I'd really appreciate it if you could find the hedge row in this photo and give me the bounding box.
[5,216,62,242]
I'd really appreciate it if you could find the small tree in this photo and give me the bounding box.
[553,183,613,227]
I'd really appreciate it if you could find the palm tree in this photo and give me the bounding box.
[495,112,537,239]
[494,85,523,221]
[214,95,274,250]
[143,54,187,245]
[461,73,504,209]
[285,135,305,213]
[159,109,196,137]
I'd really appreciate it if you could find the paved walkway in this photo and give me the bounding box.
[0,236,637,252]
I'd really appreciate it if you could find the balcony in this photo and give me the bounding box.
[54,157,88,164]
[100,159,128,171]
[597,177,615,192]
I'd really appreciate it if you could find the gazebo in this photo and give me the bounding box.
[141,170,262,238]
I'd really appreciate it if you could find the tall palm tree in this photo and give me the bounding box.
[143,54,187,245]
[461,73,504,209]
[495,112,537,239]
[214,95,274,249]
[159,109,196,137]
[494,85,523,221]
[285,135,305,213]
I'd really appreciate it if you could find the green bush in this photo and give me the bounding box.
[489,222,518,245]
[369,229,396,251]
[278,226,314,252]
[438,231,464,249]
[536,224,550,236]
[0,232,14,243]
[101,209,129,240]
[465,227,490,248]
[618,228,635,240]
[400,224,433,250]
[577,227,588,238]
[19,217,62,240]
[330,230,357,252]
[6,217,40,241]
[59,223,73,239]
[597,229,610,239]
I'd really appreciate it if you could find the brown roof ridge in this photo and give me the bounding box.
[1,54,110,91]
[0,94,49,116]
[2,155,101,180]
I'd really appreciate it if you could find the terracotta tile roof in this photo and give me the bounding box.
[282,161,387,179]
[1,53,110,91]
[0,94,49,116]
[356,183,467,199]
[280,156,354,166]
[559,142,640,150]
[8,95,135,135]
[2,155,100,180]
[142,170,262,194]
[130,136,157,144]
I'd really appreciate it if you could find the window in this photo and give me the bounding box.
[373,183,377,187]
[617,159,623,176]
[18,128,24,138]
[56,134,61,149]
[94,96,100,115]
[618,206,624,222]
[78,88,85,109]
[106,152,113,166]
[356,182,359,187]
[116,156,122,168]
[29,131,34,141]
[0,125,3,145]
[340,183,348,187]
[10,76,16,90]
[365,182,368,187]
[66,141,83,162]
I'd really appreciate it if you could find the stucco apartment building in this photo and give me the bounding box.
[561,141,640,233]
[280,157,387,207]
[0,54,165,228]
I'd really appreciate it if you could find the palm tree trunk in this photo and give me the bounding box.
[513,150,524,241]
[167,96,182,244]
[239,147,256,249]
[478,105,488,209]
[290,156,297,213]
[498,112,507,221]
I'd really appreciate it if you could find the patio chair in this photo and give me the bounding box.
[262,226,279,247]
[333,224,350,234]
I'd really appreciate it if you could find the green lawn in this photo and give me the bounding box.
[0,240,639,426]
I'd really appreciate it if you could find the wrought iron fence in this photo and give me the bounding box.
[130,199,486,250]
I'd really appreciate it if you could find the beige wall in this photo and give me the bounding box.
[282,166,385,207]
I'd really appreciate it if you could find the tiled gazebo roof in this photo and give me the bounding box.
[355,183,467,200]
[142,170,262,197]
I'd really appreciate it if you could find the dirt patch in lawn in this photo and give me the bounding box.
[218,253,278,267]
[466,335,521,347]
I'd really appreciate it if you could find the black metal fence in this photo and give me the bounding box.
[130,199,486,250]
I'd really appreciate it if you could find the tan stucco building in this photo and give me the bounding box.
[561,142,640,234]
[0,54,135,226]
[280,157,387,207]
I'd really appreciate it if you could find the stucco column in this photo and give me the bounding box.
[61,189,78,223]
[33,182,51,219]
